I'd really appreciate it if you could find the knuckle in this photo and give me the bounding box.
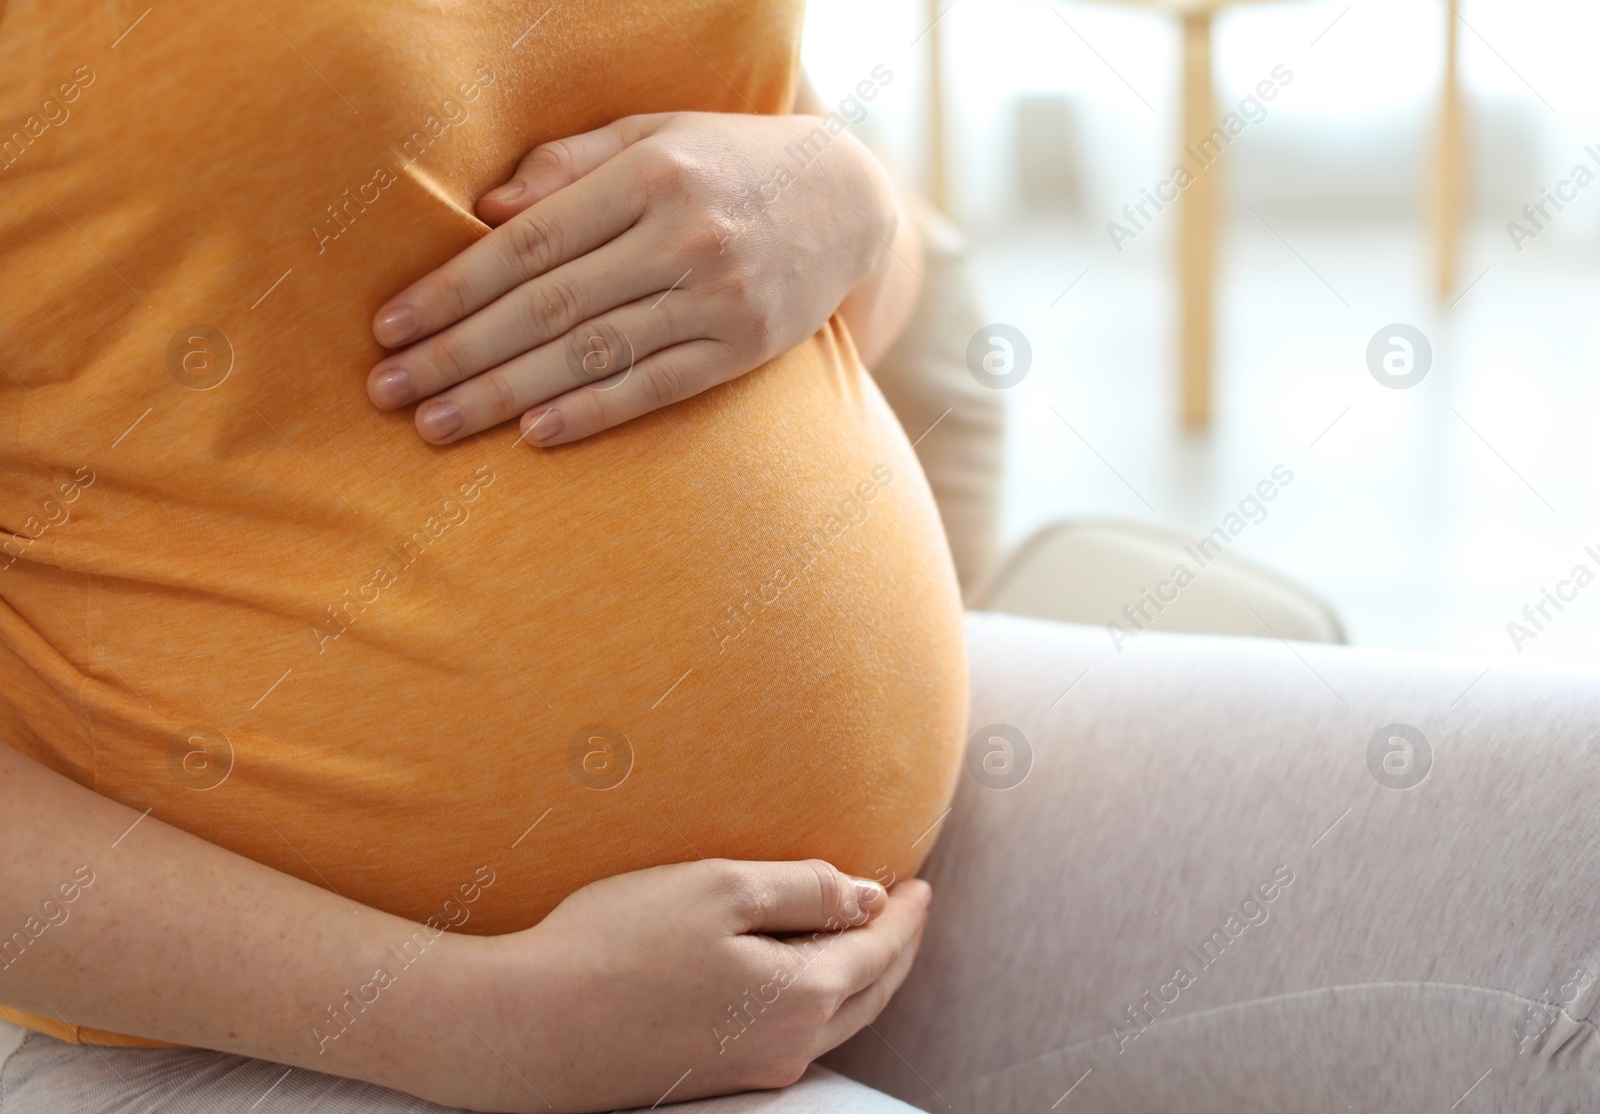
[435,267,476,321]
[647,293,679,336]
[720,867,772,926]
[812,970,854,1012]
[803,859,847,921]
[528,275,582,337]
[744,1031,815,1090]
[583,382,618,430]
[689,217,739,261]
[745,307,777,350]
[564,318,631,387]
[768,1057,810,1090]
[853,983,889,1026]
[530,139,576,176]
[710,263,752,303]
[743,306,778,353]
[429,332,473,384]
[705,270,773,352]
[740,1056,800,1092]
[504,211,561,275]
[641,145,696,197]
[639,360,683,408]
[481,368,522,422]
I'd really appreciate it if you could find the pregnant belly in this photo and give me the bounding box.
[44,322,967,936]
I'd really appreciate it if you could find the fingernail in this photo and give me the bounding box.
[853,878,886,911]
[375,306,418,347]
[484,180,524,204]
[524,408,562,445]
[371,368,415,407]
[419,402,463,441]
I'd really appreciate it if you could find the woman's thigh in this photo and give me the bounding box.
[0,1030,917,1113]
[823,611,1600,1112]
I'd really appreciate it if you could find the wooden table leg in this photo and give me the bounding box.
[1178,12,1218,429]
[924,0,950,214]
[1433,2,1463,300]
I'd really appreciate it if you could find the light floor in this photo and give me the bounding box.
[971,215,1600,666]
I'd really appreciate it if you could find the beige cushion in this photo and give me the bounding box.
[972,518,1347,644]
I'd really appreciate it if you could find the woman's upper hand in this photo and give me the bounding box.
[367,111,898,448]
[436,858,929,1113]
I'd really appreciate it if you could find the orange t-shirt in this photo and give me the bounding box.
[0,0,967,1047]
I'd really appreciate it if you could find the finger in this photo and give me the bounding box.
[713,860,889,937]
[413,293,701,444]
[368,234,675,411]
[372,155,646,348]
[476,114,673,223]
[513,337,735,447]
[813,922,925,1055]
[791,879,929,1001]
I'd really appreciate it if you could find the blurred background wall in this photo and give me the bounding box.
[803,0,1600,665]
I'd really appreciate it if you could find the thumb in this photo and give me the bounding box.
[720,860,888,936]
[476,113,672,224]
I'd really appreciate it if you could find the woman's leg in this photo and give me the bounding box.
[825,611,1600,1112]
[0,1029,917,1113]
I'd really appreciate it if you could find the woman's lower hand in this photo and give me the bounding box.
[366,111,898,447]
[434,859,929,1113]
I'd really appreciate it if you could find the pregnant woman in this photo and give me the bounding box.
[5,2,1600,1112]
